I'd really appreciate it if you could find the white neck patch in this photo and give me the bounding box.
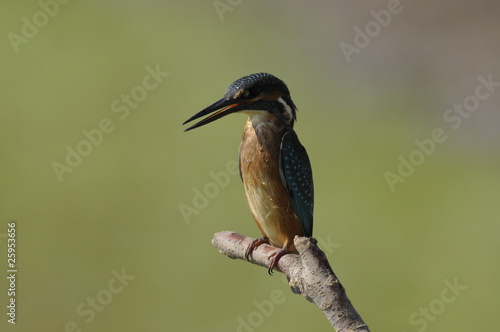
[277,97,294,123]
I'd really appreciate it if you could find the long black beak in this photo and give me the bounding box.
[183,98,248,131]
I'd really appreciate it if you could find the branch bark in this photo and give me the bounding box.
[212,231,371,332]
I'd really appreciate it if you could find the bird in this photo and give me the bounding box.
[183,73,313,274]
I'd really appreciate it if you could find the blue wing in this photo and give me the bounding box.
[279,130,314,237]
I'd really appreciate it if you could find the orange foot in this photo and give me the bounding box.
[268,248,292,275]
[245,236,269,260]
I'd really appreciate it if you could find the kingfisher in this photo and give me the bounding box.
[183,73,314,274]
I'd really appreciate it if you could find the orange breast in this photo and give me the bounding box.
[239,118,303,252]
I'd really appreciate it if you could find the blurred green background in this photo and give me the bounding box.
[1,1,499,331]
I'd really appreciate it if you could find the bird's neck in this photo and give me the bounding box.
[247,112,289,134]
[243,113,286,154]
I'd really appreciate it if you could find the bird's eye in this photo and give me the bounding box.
[250,86,261,96]
[241,87,261,99]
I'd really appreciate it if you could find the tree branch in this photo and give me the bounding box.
[212,231,371,332]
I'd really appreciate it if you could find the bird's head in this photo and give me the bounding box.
[183,73,297,131]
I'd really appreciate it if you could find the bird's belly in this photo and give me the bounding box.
[239,119,304,251]
[241,154,303,251]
